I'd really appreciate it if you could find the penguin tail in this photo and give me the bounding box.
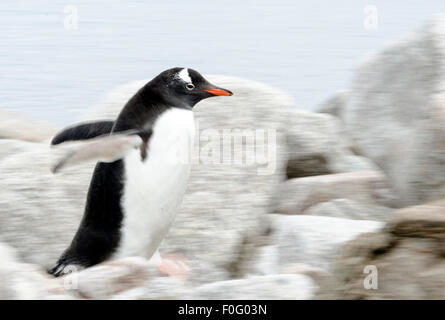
[48,260,83,277]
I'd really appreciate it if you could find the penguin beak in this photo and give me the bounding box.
[204,87,233,96]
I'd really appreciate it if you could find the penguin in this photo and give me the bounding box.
[48,68,232,277]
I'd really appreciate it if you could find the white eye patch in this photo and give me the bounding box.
[177,68,192,84]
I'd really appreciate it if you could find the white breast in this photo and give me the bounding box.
[113,108,195,260]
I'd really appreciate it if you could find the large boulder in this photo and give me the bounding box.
[51,258,317,300]
[0,75,292,283]
[316,91,349,119]
[303,199,392,221]
[189,274,317,300]
[0,242,74,299]
[0,141,92,268]
[0,245,187,300]
[111,277,188,300]
[249,215,383,274]
[323,199,445,299]
[58,257,188,299]
[342,14,445,206]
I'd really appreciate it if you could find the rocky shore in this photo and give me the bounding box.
[1,14,445,299]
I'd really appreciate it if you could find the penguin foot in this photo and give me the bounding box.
[48,262,83,277]
[156,253,190,280]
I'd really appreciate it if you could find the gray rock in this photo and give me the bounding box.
[324,199,445,299]
[0,107,57,142]
[0,140,96,268]
[189,274,317,300]
[285,110,379,179]
[304,199,392,221]
[111,277,188,300]
[0,242,75,299]
[58,257,183,299]
[316,91,349,119]
[0,76,293,283]
[274,171,398,217]
[342,14,445,206]
[250,215,383,275]
[328,154,380,174]
[384,199,445,238]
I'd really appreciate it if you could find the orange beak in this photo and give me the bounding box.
[204,88,233,96]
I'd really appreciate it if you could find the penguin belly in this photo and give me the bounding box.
[113,108,195,260]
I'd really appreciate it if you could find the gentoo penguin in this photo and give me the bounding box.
[48,68,232,277]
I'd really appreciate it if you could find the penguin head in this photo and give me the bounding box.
[151,67,233,108]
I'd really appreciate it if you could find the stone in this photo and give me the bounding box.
[316,91,349,119]
[0,242,75,300]
[342,14,445,206]
[0,140,93,268]
[325,199,445,299]
[304,199,392,221]
[331,236,444,300]
[273,171,398,216]
[189,274,317,300]
[249,215,383,274]
[111,276,188,300]
[59,257,158,299]
[285,110,379,179]
[385,199,445,238]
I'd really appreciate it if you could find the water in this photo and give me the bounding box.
[0,0,443,125]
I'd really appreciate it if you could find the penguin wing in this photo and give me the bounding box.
[52,130,152,174]
[51,120,115,145]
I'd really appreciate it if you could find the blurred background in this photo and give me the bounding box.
[0,0,443,124]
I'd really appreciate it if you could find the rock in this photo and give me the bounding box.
[342,14,445,206]
[316,91,349,119]
[325,199,445,299]
[0,242,75,299]
[278,263,337,290]
[385,199,445,238]
[249,215,383,274]
[59,257,152,299]
[181,259,231,286]
[0,108,57,142]
[286,110,379,179]
[111,276,188,300]
[58,257,186,299]
[274,171,398,217]
[0,76,292,283]
[304,199,392,221]
[328,154,379,174]
[0,140,93,268]
[189,274,317,300]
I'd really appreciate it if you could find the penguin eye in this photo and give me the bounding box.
[186,84,195,91]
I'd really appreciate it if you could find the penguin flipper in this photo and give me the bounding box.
[51,120,115,145]
[51,130,152,173]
